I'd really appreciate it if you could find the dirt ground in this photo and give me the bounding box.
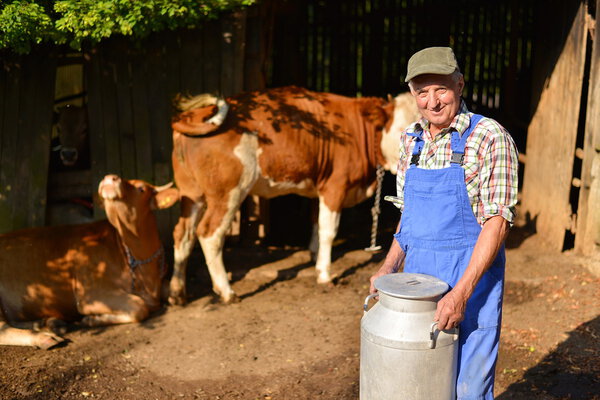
[1,205,599,400]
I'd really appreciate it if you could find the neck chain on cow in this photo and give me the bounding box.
[365,165,385,252]
[123,244,167,292]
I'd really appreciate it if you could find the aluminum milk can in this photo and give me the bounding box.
[360,272,458,400]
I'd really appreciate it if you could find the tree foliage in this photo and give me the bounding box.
[0,0,256,54]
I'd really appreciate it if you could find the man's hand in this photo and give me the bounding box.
[434,289,468,330]
[369,263,396,294]
[369,227,406,294]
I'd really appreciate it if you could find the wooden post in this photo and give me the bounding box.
[520,2,588,250]
[575,0,600,258]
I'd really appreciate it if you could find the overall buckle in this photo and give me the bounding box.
[450,152,464,164]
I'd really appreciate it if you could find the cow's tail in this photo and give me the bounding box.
[172,93,229,136]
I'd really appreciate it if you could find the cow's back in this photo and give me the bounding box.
[0,220,121,322]
[173,87,384,201]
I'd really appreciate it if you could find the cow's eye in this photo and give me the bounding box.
[137,187,145,193]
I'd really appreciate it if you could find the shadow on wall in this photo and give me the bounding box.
[497,316,600,400]
[505,212,537,250]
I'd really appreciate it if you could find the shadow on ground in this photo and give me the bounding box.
[497,316,600,400]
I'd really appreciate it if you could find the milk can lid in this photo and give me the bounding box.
[374,273,449,299]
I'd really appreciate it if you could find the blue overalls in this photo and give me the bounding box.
[395,115,505,400]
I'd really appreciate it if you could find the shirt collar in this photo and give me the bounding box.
[411,100,472,138]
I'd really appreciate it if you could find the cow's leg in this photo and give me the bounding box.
[308,198,319,262]
[0,321,64,350]
[197,192,248,304]
[315,197,342,284]
[169,197,203,305]
[79,294,150,327]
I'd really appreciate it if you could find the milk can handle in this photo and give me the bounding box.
[363,293,378,314]
[429,322,459,349]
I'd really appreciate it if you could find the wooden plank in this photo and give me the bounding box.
[243,4,267,91]
[0,58,21,233]
[159,31,179,166]
[145,34,171,168]
[27,51,56,227]
[215,11,246,96]
[111,39,137,180]
[12,55,36,230]
[98,43,123,177]
[180,29,205,95]
[575,0,600,256]
[521,2,587,250]
[130,40,154,183]
[85,47,108,219]
[203,21,221,94]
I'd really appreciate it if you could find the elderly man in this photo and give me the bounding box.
[369,47,519,399]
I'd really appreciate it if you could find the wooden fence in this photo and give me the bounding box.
[0,49,57,232]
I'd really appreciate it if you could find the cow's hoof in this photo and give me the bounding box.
[219,291,239,304]
[168,294,188,306]
[316,273,333,285]
[37,333,65,350]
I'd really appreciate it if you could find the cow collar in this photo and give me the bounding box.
[122,243,167,292]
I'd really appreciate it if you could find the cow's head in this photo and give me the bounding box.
[53,105,88,167]
[98,175,179,239]
[380,92,421,174]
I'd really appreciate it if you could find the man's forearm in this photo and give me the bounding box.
[434,215,510,329]
[453,215,510,300]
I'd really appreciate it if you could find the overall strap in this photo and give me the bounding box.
[408,130,425,166]
[450,114,483,165]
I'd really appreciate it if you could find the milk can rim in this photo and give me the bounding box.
[374,272,449,299]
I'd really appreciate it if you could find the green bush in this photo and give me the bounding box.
[0,0,256,54]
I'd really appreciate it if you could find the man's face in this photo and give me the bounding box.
[409,73,464,134]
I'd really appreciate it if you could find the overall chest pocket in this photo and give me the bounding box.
[402,183,466,240]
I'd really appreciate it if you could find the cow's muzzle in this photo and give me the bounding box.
[98,174,123,200]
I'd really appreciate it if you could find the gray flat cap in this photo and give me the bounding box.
[405,47,459,82]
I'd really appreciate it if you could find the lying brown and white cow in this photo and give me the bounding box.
[168,86,419,305]
[0,175,178,349]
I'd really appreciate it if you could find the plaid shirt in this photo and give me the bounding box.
[395,101,519,225]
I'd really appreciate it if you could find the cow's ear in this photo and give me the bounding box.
[152,187,179,210]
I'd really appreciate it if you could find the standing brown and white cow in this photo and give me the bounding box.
[168,86,419,305]
[0,175,178,349]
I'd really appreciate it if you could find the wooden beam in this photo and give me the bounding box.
[520,2,588,250]
[575,0,600,257]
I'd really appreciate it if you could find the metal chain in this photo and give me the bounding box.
[365,165,385,252]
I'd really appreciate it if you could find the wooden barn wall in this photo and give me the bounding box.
[521,1,589,251]
[85,13,247,244]
[0,50,57,234]
[575,0,600,257]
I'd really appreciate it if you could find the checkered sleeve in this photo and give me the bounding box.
[478,120,519,225]
[394,129,414,211]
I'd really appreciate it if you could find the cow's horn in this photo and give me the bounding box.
[387,93,394,102]
[154,182,174,192]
